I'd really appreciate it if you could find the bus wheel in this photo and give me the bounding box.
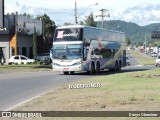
[118,62,121,72]
[63,71,69,75]
[115,62,119,72]
[109,68,114,72]
[70,71,75,74]
[89,62,95,74]
[95,62,100,74]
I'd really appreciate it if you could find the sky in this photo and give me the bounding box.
[4,0,160,26]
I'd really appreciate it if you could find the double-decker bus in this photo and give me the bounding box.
[51,25,126,74]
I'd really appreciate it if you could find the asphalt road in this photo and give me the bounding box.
[0,71,94,111]
[126,50,139,66]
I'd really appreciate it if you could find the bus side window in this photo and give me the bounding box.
[112,49,115,58]
[101,49,114,58]
[94,49,101,55]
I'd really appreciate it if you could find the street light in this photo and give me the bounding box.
[145,34,147,56]
[144,33,151,56]
[77,3,98,18]
[74,1,98,24]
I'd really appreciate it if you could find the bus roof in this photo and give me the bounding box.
[56,25,124,34]
[56,25,84,29]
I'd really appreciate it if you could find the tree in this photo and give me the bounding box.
[11,12,15,15]
[85,13,96,27]
[79,21,84,25]
[23,13,27,16]
[63,22,73,26]
[36,14,56,42]
[125,37,131,46]
[19,13,31,17]
[36,14,56,52]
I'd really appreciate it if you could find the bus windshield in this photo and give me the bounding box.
[53,44,82,60]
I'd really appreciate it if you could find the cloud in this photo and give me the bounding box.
[110,2,160,26]
[5,2,160,26]
[5,2,75,25]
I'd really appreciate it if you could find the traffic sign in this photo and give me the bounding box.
[151,31,160,39]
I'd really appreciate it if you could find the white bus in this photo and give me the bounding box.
[51,25,126,74]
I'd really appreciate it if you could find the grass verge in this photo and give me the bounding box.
[0,64,52,73]
[4,68,160,120]
[130,50,155,65]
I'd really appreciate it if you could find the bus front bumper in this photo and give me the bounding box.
[52,64,82,72]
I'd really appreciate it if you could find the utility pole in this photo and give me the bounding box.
[33,20,37,61]
[96,9,110,29]
[74,1,98,25]
[15,11,18,55]
[145,33,147,56]
[74,1,78,24]
[0,0,4,28]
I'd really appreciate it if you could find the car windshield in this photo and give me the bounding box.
[52,44,82,60]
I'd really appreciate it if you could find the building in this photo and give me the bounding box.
[0,14,42,64]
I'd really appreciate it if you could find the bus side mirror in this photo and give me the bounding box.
[50,48,53,58]
[83,47,87,61]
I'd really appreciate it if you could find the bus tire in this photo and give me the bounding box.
[109,68,114,72]
[63,71,69,75]
[70,71,75,74]
[118,61,122,71]
[115,62,119,72]
[89,62,95,74]
[95,62,100,74]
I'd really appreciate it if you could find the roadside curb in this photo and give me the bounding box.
[134,64,144,67]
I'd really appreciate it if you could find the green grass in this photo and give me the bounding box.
[130,50,155,65]
[0,64,52,73]
[5,68,160,120]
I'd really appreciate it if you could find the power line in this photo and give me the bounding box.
[96,9,110,29]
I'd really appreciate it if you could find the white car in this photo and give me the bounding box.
[155,55,160,66]
[151,52,157,57]
[8,55,34,65]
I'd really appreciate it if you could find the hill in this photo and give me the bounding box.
[96,20,160,44]
[143,23,160,31]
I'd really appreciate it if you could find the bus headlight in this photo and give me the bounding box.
[72,62,82,66]
[53,62,61,66]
